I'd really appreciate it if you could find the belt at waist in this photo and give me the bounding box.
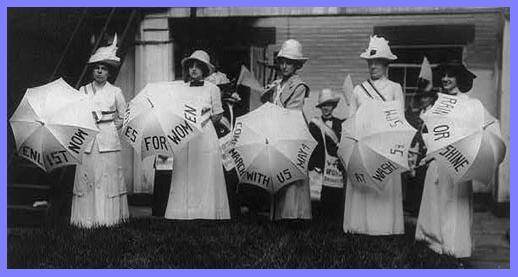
[99,112,115,121]
[97,119,114,124]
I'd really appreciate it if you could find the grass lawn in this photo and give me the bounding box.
[7,215,463,269]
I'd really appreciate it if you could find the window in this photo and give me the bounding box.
[374,24,474,113]
[388,46,464,111]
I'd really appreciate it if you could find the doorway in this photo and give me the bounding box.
[169,17,275,115]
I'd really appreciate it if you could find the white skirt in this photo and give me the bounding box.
[71,140,129,228]
[164,123,230,220]
[415,161,473,258]
[274,178,312,220]
[343,174,404,235]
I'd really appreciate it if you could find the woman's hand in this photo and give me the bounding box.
[418,156,435,167]
[211,113,223,126]
[408,150,419,169]
[114,118,123,130]
[260,80,280,103]
[157,154,169,162]
[92,111,100,122]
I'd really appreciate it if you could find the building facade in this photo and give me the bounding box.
[8,7,510,210]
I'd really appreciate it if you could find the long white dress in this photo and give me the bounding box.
[343,77,405,235]
[71,82,129,228]
[164,81,230,220]
[268,75,312,220]
[415,92,476,258]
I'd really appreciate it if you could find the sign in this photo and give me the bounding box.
[67,128,91,154]
[219,133,236,171]
[295,143,311,169]
[323,155,343,188]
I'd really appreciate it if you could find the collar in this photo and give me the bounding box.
[89,81,111,95]
[368,76,389,90]
[279,74,299,85]
[370,76,388,84]
[321,116,334,121]
[440,87,465,96]
[189,80,204,87]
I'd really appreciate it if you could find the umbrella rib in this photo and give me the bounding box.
[17,128,47,170]
[361,128,414,139]
[13,129,41,151]
[427,130,483,155]
[9,121,42,150]
[43,127,82,163]
[270,139,315,173]
[236,144,266,169]
[9,119,41,124]
[45,122,99,131]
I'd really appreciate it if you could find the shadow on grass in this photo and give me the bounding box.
[7,217,462,268]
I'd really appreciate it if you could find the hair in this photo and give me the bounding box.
[276,57,304,70]
[89,61,120,84]
[367,58,390,67]
[89,61,116,75]
[438,65,474,93]
[318,101,338,108]
[183,59,210,82]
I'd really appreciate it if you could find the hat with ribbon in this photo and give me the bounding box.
[88,33,121,67]
[360,35,397,61]
[316,88,340,107]
[181,50,215,76]
[276,39,308,64]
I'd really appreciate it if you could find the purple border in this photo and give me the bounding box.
[1,0,514,275]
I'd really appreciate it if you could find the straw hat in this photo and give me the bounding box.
[316,89,340,107]
[181,50,215,76]
[360,35,397,61]
[276,39,308,64]
[88,33,121,67]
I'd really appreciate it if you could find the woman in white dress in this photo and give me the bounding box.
[261,39,311,220]
[415,59,478,258]
[164,50,230,220]
[343,35,405,235]
[71,34,129,228]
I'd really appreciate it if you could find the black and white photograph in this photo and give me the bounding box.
[6,6,510,268]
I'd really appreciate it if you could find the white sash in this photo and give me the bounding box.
[321,127,343,188]
[310,117,339,145]
[360,80,386,102]
[311,117,343,188]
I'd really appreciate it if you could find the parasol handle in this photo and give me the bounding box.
[146,97,154,108]
[226,102,234,132]
[415,157,435,168]
[269,192,275,221]
[482,120,496,130]
[344,135,358,142]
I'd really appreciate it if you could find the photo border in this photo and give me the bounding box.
[0,0,514,275]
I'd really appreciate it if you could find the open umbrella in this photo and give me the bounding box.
[9,78,99,172]
[338,100,416,191]
[121,81,206,159]
[228,102,317,193]
[421,93,506,184]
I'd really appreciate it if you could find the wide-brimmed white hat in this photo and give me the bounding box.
[360,35,397,61]
[276,39,308,64]
[316,88,340,107]
[88,33,121,67]
[181,50,215,75]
